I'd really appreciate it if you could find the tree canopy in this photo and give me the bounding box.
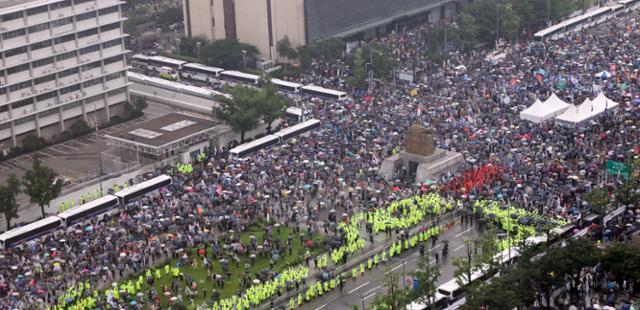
[0,173,21,229]
[22,156,63,218]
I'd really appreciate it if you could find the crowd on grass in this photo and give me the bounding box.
[1,5,640,310]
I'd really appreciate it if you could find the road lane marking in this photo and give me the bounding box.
[363,292,377,300]
[363,285,383,296]
[38,151,56,158]
[314,305,327,310]
[386,263,403,274]
[61,144,80,151]
[453,244,466,252]
[73,140,92,147]
[348,281,370,294]
[454,228,473,238]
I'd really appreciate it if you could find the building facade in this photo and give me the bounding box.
[0,0,130,152]
[183,0,462,61]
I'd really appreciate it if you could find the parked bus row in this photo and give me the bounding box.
[534,1,639,41]
[0,175,173,250]
[131,54,348,101]
[229,119,321,158]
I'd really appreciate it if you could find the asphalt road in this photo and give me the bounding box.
[300,221,481,310]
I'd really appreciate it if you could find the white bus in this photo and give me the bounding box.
[132,54,153,71]
[147,55,187,72]
[406,292,450,310]
[0,217,62,249]
[272,78,302,93]
[220,70,260,85]
[284,107,309,123]
[300,85,348,101]
[273,119,321,141]
[57,195,120,228]
[181,63,225,82]
[114,175,173,205]
[534,5,623,41]
[229,135,280,159]
[619,0,640,9]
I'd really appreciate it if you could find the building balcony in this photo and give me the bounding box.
[2,36,28,50]
[6,70,30,86]
[33,79,56,95]
[0,18,25,33]
[105,76,125,90]
[57,74,81,88]
[35,98,57,112]
[28,29,51,42]
[52,23,74,36]
[102,44,123,59]
[4,53,28,68]
[26,12,49,27]
[100,28,122,42]
[53,41,76,54]
[98,12,120,25]
[77,33,100,47]
[103,60,125,74]
[31,46,53,59]
[76,18,99,32]
[75,1,98,15]
[50,7,74,21]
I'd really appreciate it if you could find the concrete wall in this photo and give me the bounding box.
[234,0,270,58]
[271,0,306,59]
[184,0,216,40]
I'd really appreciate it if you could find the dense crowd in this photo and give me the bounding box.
[1,7,640,310]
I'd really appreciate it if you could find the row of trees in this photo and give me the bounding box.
[213,77,289,143]
[0,157,63,229]
[368,235,639,310]
[177,37,260,71]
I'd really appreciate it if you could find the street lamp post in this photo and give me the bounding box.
[196,41,202,60]
[241,49,247,70]
[176,38,181,55]
[402,259,407,288]
[365,62,373,91]
[93,110,103,196]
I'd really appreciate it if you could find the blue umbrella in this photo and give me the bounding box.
[631,98,640,105]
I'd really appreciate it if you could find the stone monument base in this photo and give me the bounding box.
[379,149,465,183]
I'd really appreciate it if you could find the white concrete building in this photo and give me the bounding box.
[0,0,130,152]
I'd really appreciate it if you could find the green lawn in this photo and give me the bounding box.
[139,224,326,307]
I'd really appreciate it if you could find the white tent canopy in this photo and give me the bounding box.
[590,92,619,112]
[520,93,570,123]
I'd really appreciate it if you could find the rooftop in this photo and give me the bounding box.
[106,112,219,148]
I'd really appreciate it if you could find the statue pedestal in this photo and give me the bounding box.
[379,149,465,183]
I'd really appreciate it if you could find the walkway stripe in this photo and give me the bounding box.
[453,244,465,252]
[38,151,56,158]
[454,227,473,238]
[348,281,370,294]
[363,292,377,300]
[363,285,383,296]
[314,304,327,310]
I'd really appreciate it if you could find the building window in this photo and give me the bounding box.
[105,71,123,81]
[12,98,34,109]
[76,11,96,22]
[0,87,7,96]
[108,88,125,97]
[0,104,8,114]
[58,67,79,78]
[80,60,100,71]
[31,39,52,50]
[2,29,26,40]
[51,17,72,28]
[7,64,29,75]
[100,22,120,32]
[9,81,31,92]
[104,55,121,65]
[78,28,98,38]
[32,57,54,68]
[28,22,50,34]
[53,33,74,44]
[60,84,80,94]
[36,90,56,102]
[82,77,101,88]
[79,44,99,55]
[101,38,120,49]
[4,46,28,58]
[1,11,23,22]
[98,6,118,16]
[27,5,48,16]
[55,51,76,62]
[34,74,55,85]
[74,0,95,4]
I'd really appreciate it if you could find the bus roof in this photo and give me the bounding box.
[272,78,303,88]
[148,55,188,66]
[221,70,260,80]
[274,119,320,137]
[229,135,280,156]
[301,85,347,96]
[114,175,173,199]
[57,196,119,219]
[183,62,224,72]
[406,293,448,309]
[132,54,150,60]
[285,107,303,115]
[0,217,61,241]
